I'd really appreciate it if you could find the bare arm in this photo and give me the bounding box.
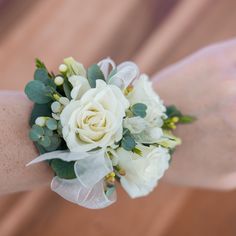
[1,39,236,195]
[0,91,53,194]
[154,39,236,190]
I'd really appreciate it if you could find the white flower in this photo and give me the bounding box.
[116,145,170,198]
[132,127,163,144]
[125,75,167,144]
[123,117,146,134]
[123,116,163,143]
[60,80,129,152]
[128,74,166,127]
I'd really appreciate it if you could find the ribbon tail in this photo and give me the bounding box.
[26,149,105,166]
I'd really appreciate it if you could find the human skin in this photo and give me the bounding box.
[0,92,53,194]
[154,39,236,190]
[0,39,236,194]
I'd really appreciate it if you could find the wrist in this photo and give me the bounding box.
[0,92,53,194]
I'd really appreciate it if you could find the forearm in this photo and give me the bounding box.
[153,71,207,188]
[151,43,236,190]
[0,91,53,195]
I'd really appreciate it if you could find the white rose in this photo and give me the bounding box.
[60,80,129,152]
[116,145,170,198]
[128,74,166,127]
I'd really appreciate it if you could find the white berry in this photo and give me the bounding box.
[59,64,67,73]
[35,117,46,127]
[51,101,62,113]
[54,76,64,86]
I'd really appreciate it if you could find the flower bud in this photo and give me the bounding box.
[52,113,60,120]
[172,117,179,123]
[118,169,126,176]
[59,97,70,106]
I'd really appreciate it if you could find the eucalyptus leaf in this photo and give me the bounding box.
[43,127,53,137]
[45,134,61,152]
[31,125,44,136]
[131,103,147,118]
[35,142,47,155]
[34,68,55,88]
[87,64,105,88]
[25,80,52,104]
[29,127,43,141]
[38,136,51,147]
[50,159,76,179]
[46,118,57,130]
[121,133,136,151]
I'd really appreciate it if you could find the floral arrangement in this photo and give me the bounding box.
[25,57,194,209]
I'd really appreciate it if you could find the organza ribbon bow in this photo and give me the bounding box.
[98,58,139,89]
[27,150,116,209]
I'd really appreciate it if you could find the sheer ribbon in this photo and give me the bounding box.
[98,58,139,89]
[27,150,116,209]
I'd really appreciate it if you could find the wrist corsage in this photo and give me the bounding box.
[25,57,195,209]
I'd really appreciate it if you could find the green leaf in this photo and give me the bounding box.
[132,147,142,156]
[38,136,51,147]
[87,64,105,88]
[32,124,44,135]
[63,77,72,99]
[30,103,52,126]
[131,103,147,118]
[43,127,53,136]
[35,58,46,69]
[46,118,57,130]
[34,68,55,88]
[45,134,61,152]
[179,115,196,124]
[50,159,76,179]
[121,133,136,151]
[34,68,48,81]
[29,125,44,141]
[166,105,182,118]
[35,142,47,155]
[25,80,52,104]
